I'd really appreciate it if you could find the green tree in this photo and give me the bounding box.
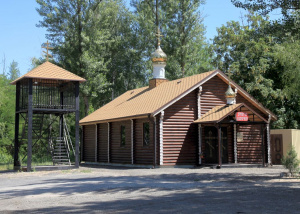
[213,13,280,101]
[8,61,20,81]
[162,0,212,78]
[36,0,146,115]
[212,13,297,128]
[131,0,212,80]
[0,72,16,163]
[231,0,300,17]
[282,146,300,176]
[36,0,95,116]
[82,0,146,109]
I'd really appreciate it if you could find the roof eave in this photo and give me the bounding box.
[10,76,86,85]
[79,113,149,126]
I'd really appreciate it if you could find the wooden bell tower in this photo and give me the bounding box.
[11,62,86,171]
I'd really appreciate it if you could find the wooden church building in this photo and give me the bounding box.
[79,39,276,168]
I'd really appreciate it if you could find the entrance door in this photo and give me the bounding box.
[271,134,283,165]
[204,126,228,163]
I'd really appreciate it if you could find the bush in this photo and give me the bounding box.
[0,148,13,164]
[281,146,300,176]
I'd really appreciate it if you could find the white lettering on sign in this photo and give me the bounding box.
[235,112,248,121]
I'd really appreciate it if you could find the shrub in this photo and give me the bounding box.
[0,147,13,164]
[281,146,300,176]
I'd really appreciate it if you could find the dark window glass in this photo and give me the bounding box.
[143,122,150,146]
[120,125,126,147]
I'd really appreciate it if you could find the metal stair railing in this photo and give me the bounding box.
[63,115,75,155]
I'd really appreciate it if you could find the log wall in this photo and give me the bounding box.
[110,121,131,164]
[237,124,263,163]
[134,118,154,165]
[82,125,96,162]
[97,123,109,162]
[201,76,227,116]
[163,90,198,165]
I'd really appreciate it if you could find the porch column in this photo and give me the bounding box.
[95,124,97,162]
[152,116,157,167]
[107,122,110,163]
[217,125,222,169]
[197,86,202,165]
[261,124,265,166]
[267,114,271,165]
[234,124,237,163]
[131,119,134,164]
[159,111,164,165]
[198,124,202,165]
[27,79,33,172]
[266,123,271,165]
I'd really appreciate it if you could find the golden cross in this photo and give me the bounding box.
[42,40,53,61]
[155,27,163,47]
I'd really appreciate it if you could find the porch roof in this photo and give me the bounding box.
[194,103,268,124]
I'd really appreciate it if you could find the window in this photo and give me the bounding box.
[120,125,126,147]
[143,122,150,146]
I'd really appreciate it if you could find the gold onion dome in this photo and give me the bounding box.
[225,84,236,98]
[151,46,167,62]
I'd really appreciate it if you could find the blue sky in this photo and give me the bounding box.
[0,0,282,76]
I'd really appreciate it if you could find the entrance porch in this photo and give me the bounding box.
[194,103,271,168]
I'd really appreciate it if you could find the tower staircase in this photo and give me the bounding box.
[20,114,75,166]
[50,137,71,165]
[49,116,75,166]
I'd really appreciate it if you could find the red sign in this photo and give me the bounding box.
[235,112,248,121]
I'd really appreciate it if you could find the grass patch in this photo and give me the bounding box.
[0,163,13,171]
[32,161,53,166]
[80,169,92,173]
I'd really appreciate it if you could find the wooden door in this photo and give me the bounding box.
[204,127,218,163]
[204,126,228,163]
[271,134,283,165]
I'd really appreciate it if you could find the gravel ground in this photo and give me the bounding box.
[0,165,299,214]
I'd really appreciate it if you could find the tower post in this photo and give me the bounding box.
[27,79,33,172]
[14,82,20,170]
[75,81,80,168]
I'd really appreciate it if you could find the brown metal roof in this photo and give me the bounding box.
[194,103,268,123]
[80,69,276,125]
[10,61,86,85]
[79,70,216,125]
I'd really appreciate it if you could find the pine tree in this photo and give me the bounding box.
[8,61,20,81]
[282,146,300,176]
[36,0,92,115]
[131,0,212,80]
